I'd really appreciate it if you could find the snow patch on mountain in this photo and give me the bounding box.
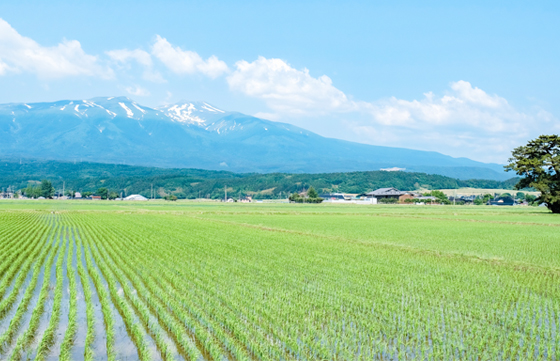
[119,102,134,118]
[201,102,224,113]
[164,103,205,124]
[132,103,146,114]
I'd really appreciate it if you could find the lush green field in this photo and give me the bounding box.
[0,201,559,360]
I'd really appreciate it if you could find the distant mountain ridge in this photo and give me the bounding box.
[0,97,510,180]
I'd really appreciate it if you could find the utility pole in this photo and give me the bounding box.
[151,184,154,200]
[62,181,65,199]
[225,185,227,202]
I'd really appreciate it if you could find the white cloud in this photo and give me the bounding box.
[0,18,112,79]
[125,85,150,97]
[364,81,530,132]
[352,81,557,162]
[151,35,228,78]
[106,48,165,83]
[107,48,152,67]
[228,56,355,116]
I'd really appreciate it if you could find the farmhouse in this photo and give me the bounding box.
[488,197,515,206]
[362,188,419,202]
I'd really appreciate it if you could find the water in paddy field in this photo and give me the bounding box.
[1,252,50,358]
[70,230,88,360]
[20,230,62,360]
[45,231,71,360]
[77,233,108,359]
[0,268,32,335]
[83,238,138,360]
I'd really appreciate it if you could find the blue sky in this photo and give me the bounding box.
[0,0,558,163]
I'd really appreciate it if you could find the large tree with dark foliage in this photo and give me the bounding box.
[40,180,55,199]
[505,135,560,213]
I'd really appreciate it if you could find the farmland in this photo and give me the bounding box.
[0,201,559,360]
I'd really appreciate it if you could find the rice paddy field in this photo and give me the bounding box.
[0,200,559,360]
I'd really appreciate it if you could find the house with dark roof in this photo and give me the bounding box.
[488,196,515,206]
[359,188,421,203]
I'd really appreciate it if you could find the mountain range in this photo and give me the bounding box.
[0,97,510,180]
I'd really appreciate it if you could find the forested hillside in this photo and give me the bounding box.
[0,159,518,199]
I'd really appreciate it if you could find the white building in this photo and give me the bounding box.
[124,194,148,201]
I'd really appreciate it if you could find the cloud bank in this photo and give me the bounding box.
[0,19,112,79]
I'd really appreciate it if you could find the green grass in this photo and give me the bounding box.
[0,200,558,360]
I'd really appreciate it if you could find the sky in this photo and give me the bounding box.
[0,0,558,164]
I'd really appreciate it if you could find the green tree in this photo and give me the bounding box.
[82,191,92,198]
[96,187,109,200]
[505,135,560,213]
[525,194,537,204]
[289,192,302,203]
[108,191,119,200]
[40,180,55,199]
[307,186,318,199]
[516,192,525,201]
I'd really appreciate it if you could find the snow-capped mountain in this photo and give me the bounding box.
[0,97,508,179]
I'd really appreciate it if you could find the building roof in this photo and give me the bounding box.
[365,187,407,196]
[124,194,148,201]
[319,193,346,199]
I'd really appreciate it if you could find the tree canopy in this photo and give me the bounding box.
[505,135,560,213]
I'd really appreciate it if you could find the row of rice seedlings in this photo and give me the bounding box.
[34,227,69,361]
[0,213,40,258]
[93,227,205,361]
[90,233,178,361]
[0,212,28,239]
[103,217,281,361]
[78,229,117,361]
[58,228,79,361]
[0,234,46,319]
[145,217,305,355]
[80,227,151,361]
[115,234,256,360]
[125,223,292,360]
[90,216,258,361]
[8,224,61,361]
[0,212,40,243]
[127,215,498,359]
[74,229,96,361]
[0,219,51,304]
[93,214,416,358]
[0,223,59,355]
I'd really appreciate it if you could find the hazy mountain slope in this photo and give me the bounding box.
[0,97,510,180]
